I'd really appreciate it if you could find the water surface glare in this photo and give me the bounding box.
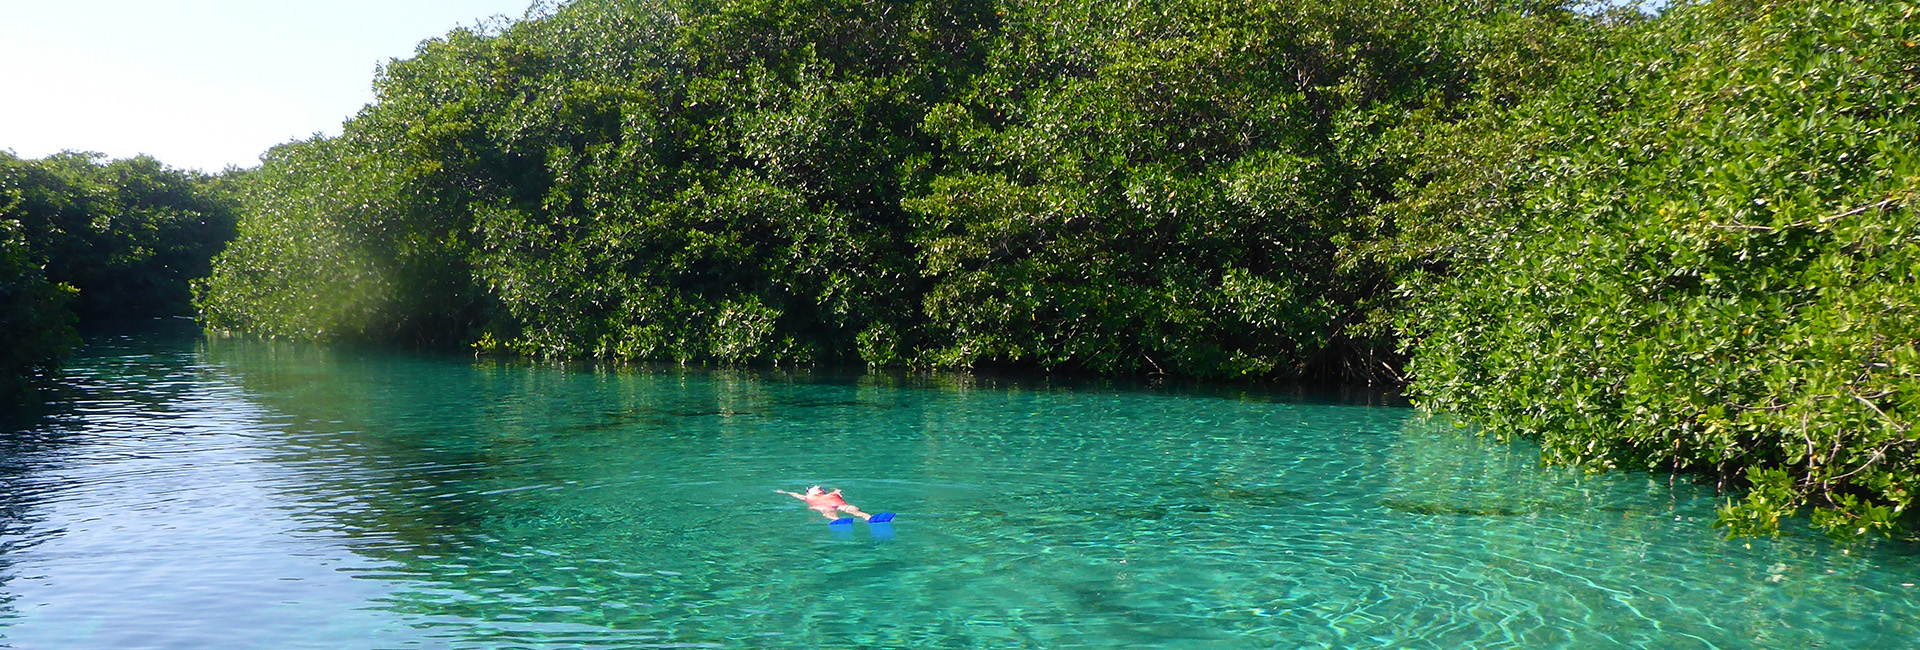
[2,334,1918,649]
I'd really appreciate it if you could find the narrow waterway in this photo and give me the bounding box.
[2,331,1916,649]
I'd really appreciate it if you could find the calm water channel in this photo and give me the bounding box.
[1,330,1917,649]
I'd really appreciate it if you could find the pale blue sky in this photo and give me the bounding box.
[0,1,539,172]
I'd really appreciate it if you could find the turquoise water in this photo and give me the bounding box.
[2,332,1918,649]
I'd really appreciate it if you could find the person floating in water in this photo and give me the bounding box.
[777,485,875,521]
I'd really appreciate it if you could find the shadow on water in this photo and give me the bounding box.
[1045,482,1316,522]
[557,396,905,433]
[187,337,1406,550]
[1377,496,1647,518]
[0,382,88,627]
[0,319,236,626]
[1378,497,1545,517]
[474,352,1408,410]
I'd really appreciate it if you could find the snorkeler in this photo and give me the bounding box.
[776,485,875,521]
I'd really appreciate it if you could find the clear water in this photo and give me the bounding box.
[2,331,1918,650]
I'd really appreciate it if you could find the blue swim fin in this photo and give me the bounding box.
[828,517,857,526]
[868,512,896,523]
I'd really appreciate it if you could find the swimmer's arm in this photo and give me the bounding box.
[775,489,806,500]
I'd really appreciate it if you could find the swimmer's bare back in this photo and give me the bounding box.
[776,486,883,522]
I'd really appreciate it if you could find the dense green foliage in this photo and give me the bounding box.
[199,0,1918,538]
[1399,0,1920,539]
[1,152,238,320]
[0,219,76,403]
[0,151,237,402]
[199,0,1587,377]
[906,0,1594,378]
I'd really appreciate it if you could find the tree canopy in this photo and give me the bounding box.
[199,0,1592,377]
[0,150,237,402]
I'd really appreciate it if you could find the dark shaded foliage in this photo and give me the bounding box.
[0,152,238,320]
[0,151,237,403]
[0,219,76,403]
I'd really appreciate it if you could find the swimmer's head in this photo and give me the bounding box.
[806,485,825,496]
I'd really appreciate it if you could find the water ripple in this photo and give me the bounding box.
[1,336,1918,649]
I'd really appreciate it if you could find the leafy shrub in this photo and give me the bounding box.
[195,137,448,342]
[1401,0,1920,539]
